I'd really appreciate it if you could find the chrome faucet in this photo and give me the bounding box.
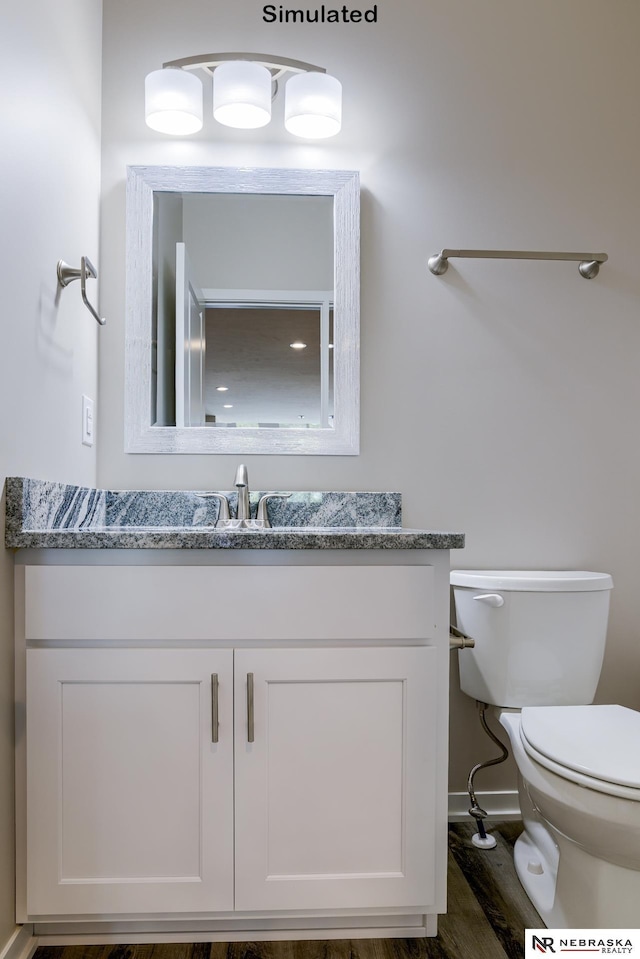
[234,464,250,521]
[198,464,291,528]
[234,465,293,526]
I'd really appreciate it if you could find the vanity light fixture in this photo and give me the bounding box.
[145,53,342,138]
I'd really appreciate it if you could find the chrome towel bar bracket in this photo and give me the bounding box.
[428,248,608,280]
[57,256,106,325]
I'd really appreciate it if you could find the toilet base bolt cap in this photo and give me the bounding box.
[472,833,497,849]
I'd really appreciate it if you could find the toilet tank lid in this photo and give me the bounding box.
[450,570,613,591]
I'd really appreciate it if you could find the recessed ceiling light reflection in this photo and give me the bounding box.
[223,404,233,408]
[216,386,229,391]
[290,341,307,349]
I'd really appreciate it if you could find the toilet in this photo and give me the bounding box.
[451,569,640,928]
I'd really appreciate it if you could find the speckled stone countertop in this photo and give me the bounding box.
[5,477,465,551]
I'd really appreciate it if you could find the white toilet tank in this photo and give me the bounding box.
[451,570,614,707]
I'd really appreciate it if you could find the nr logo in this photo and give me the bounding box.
[532,937,556,953]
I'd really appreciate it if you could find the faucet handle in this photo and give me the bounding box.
[256,492,292,528]
[197,492,231,524]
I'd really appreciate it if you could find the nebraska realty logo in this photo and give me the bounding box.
[525,930,640,957]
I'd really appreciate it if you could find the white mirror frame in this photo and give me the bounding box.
[125,165,360,455]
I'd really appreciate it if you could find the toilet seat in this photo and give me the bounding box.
[520,705,640,802]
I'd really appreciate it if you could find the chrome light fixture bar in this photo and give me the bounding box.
[145,52,342,139]
[428,249,609,279]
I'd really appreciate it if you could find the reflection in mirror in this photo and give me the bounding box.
[153,193,334,430]
[202,299,334,429]
[126,166,359,454]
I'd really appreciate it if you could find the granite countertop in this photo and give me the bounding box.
[5,478,465,551]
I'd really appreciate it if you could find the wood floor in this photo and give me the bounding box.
[34,822,542,959]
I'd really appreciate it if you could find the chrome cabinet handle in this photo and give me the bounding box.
[247,672,254,743]
[211,673,219,743]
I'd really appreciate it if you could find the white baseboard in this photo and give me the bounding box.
[34,926,429,946]
[0,926,36,959]
[448,789,521,822]
[32,912,439,945]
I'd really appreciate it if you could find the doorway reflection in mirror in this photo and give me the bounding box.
[153,192,334,430]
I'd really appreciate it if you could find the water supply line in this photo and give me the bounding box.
[449,623,510,849]
[466,702,510,849]
[449,624,475,649]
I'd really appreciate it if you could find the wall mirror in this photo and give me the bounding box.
[125,166,359,454]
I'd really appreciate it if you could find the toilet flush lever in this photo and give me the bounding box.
[473,593,505,607]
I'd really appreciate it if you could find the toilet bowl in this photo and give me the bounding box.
[499,707,640,927]
[451,569,640,928]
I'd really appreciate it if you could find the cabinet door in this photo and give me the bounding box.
[26,648,234,916]
[234,646,437,911]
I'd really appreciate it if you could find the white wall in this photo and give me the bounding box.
[0,1,102,950]
[98,0,640,796]
[182,193,334,289]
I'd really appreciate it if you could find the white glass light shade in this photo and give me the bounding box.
[145,68,203,135]
[284,72,342,139]
[213,61,272,129]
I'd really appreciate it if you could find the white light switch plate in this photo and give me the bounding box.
[82,395,94,447]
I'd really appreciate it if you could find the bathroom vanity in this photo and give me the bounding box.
[7,478,464,943]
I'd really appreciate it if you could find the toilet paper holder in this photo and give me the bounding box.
[57,256,106,326]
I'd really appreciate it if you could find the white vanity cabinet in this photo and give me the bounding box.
[26,646,436,917]
[26,648,235,916]
[16,553,451,940]
[233,646,437,912]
